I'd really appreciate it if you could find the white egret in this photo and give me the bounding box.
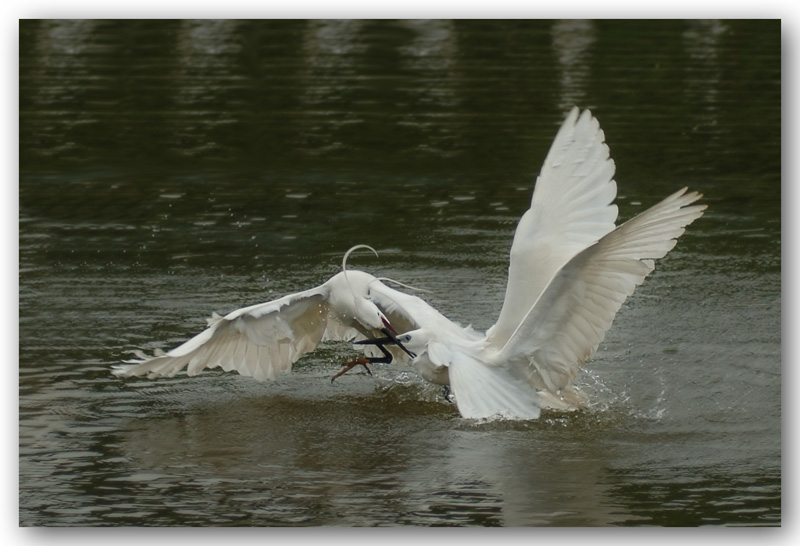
[115,107,705,420]
[112,245,417,383]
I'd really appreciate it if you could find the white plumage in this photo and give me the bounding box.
[115,107,706,420]
[113,250,416,382]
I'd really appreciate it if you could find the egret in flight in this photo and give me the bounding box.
[114,107,705,420]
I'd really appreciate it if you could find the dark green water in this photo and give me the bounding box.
[19,20,780,526]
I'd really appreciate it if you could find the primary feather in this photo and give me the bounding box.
[490,187,706,394]
[487,107,619,349]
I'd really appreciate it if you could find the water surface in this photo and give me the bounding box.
[19,19,780,526]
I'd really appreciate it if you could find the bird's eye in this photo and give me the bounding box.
[403,335,412,342]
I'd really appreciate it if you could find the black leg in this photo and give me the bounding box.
[354,336,394,363]
[331,336,394,383]
[359,328,417,359]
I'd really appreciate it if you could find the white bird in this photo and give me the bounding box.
[115,107,706,421]
[113,245,417,383]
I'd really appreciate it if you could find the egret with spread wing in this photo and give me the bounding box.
[112,245,417,383]
[362,108,706,419]
[115,107,705,420]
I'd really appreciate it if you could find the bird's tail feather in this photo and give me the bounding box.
[448,353,543,420]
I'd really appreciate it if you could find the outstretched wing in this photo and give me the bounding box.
[488,107,619,348]
[113,284,361,382]
[493,188,706,393]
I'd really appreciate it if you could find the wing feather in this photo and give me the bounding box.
[113,284,361,382]
[488,108,619,348]
[493,188,706,393]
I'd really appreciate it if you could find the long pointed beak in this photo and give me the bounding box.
[380,318,417,359]
[379,327,417,359]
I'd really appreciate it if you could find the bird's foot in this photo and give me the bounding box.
[331,356,372,383]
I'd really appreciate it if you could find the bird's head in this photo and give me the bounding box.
[393,329,428,357]
[339,244,416,359]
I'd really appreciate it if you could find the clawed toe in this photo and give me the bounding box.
[331,356,372,383]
